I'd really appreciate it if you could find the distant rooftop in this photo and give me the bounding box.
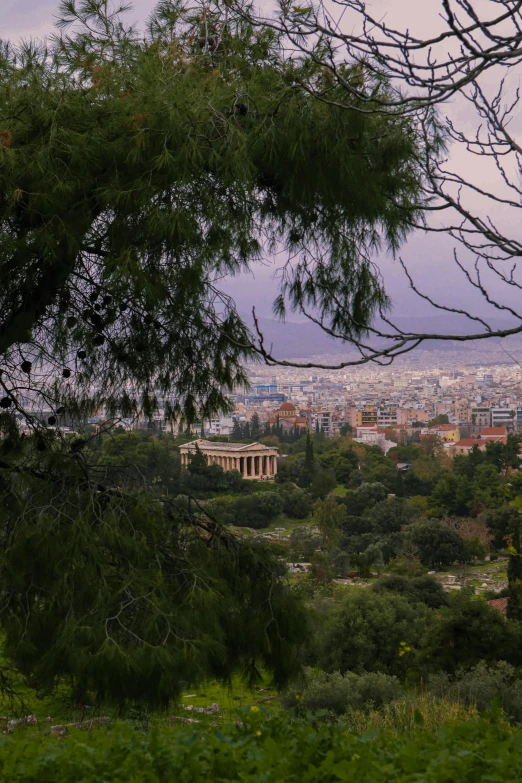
[487,597,507,615]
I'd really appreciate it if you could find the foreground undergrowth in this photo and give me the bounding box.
[2,712,522,782]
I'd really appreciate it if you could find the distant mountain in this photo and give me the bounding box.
[246,314,522,360]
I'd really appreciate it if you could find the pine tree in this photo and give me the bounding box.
[0,0,421,427]
[0,0,423,707]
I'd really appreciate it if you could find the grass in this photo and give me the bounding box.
[251,516,314,536]
[344,694,478,736]
[330,485,349,497]
[0,657,278,729]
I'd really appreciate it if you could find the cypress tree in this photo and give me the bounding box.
[232,418,243,441]
[251,412,260,439]
[305,432,315,472]
[507,521,522,620]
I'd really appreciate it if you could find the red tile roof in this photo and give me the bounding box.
[453,438,485,448]
[482,427,508,436]
[487,597,508,614]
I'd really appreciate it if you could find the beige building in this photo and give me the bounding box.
[179,440,278,480]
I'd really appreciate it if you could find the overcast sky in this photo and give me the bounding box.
[3,0,521,331]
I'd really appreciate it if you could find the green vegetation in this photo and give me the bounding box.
[4,714,522,782]
[4,1,522,775]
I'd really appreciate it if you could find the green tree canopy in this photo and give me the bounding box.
[0,472,306,706]
[0,0,422,425]
[407,521,466,569]
[421,592,521,673]
[0,0,424,708]
[313,590,431,677]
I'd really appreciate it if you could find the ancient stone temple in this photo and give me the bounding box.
[179,440,278,480]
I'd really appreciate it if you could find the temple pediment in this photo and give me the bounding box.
[180,439,277,453]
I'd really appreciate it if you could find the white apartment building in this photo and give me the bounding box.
[205,416,235,436]
[490,408,517,427]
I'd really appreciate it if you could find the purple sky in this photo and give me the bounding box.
[3,0,520,329]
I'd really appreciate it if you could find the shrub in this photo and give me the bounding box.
[281,667,402,716]
[429,661,522,723]
[231,492,284,528]
[204,495,237,525]
[309,470,337,500]
[289,526,322,561]
[282,489,313,519]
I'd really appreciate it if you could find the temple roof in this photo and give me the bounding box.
[179,439,277,452]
